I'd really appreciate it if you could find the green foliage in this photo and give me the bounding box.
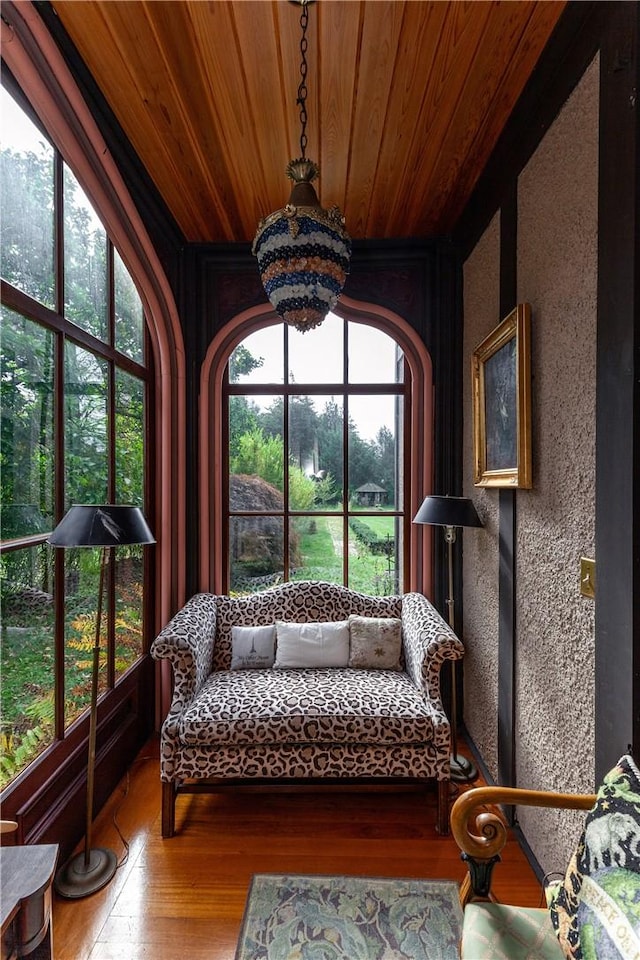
[230,427,315,509]
[0,145,55,306]
[229,397,261,460]
[1,725,49,788]
[229,344,264,382]
[289,467,315,510]
[349,517,394,556]
[313,471,340,506]
[232,427,283,489]
[63,165,108,340]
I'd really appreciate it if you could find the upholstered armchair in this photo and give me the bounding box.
[450,755,640,960]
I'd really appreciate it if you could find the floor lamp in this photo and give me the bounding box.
[48,504,155,898]
[413,495,483,783]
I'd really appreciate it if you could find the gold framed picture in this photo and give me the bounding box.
[472,303,532,488]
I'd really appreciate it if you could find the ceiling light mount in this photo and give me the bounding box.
[252,0,351,333]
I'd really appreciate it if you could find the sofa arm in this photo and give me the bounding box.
[151,592,217,712]
[401,592,464,701]
[451,785,597,906]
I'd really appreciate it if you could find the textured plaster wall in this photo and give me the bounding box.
[515,56,599,873]
[461,55,599,875]
[462,213,501,781]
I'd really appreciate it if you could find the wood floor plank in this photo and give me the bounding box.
[53,736,545,959]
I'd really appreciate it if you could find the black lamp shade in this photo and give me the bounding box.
[48,505,155,548]
[413,495,482,529]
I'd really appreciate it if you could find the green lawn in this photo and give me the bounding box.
[294,515,398,595]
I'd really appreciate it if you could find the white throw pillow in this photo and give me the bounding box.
[274,620,350,668]
[230,624,276,670]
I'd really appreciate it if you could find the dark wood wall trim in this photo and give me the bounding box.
[497,188,518,795]
[594,2,640,779]
[454,1,610,260]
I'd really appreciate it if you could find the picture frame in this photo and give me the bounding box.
[472,303,532,488]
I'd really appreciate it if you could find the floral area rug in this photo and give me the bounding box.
[235,873,463,960]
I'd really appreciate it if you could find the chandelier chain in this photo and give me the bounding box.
[296,1,309,159]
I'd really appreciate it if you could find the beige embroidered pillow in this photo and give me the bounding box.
[348,615,403,670]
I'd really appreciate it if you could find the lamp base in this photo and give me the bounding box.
[54,847,117,899]
[450,753,478,783]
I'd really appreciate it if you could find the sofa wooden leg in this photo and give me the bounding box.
[436,779,450,835]
[162,780,176,838]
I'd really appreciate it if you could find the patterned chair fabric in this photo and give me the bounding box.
[151,580,464,838]
[461,904,564,960]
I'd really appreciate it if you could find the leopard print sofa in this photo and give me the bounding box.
[151,580,464,838]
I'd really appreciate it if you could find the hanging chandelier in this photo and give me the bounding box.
[252,0,351,333]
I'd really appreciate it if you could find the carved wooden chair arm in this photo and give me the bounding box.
[450,785,597,906]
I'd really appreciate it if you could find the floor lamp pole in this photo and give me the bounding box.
[444,525,477,783]
[48,504,155,899]
[84,545,107,865]
[55,546,118,897]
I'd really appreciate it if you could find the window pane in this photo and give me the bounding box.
[0,544,55,786]
[114,545,144,681]
[288,313,343,384]
[348,395,402,510]
[64,344,108,507]
[0,308,55,538]
[288,395,343,511]
[288,395,321,509]
[290,516,342,583]
[115,370,144,505]
[348,515,400,596]
[230,395,284,496]
[114,249,144,362]
[64,164,108,341]
[229,327,284,384]
[0,87,55,309]
[64,546,105,727]
[314,398,344,506]
[348,321,403,383]
[229,516,284,594]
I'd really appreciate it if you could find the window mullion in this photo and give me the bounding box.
[107,356,116,689]
[54,143,65,737]
[343,389,349,584]
[283,387,290,580]
[54,328,66,739]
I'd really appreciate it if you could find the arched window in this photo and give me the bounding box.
[0,83,152,787]
[226,314,406,595]
[201,299,434,597]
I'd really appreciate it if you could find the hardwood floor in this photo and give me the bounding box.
[52,737,545,959]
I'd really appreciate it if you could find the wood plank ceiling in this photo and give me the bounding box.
[50,0,566,244]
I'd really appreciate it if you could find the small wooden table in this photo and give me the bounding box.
[1,844,58,960]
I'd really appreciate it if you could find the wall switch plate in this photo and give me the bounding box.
[580,557,596,599]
